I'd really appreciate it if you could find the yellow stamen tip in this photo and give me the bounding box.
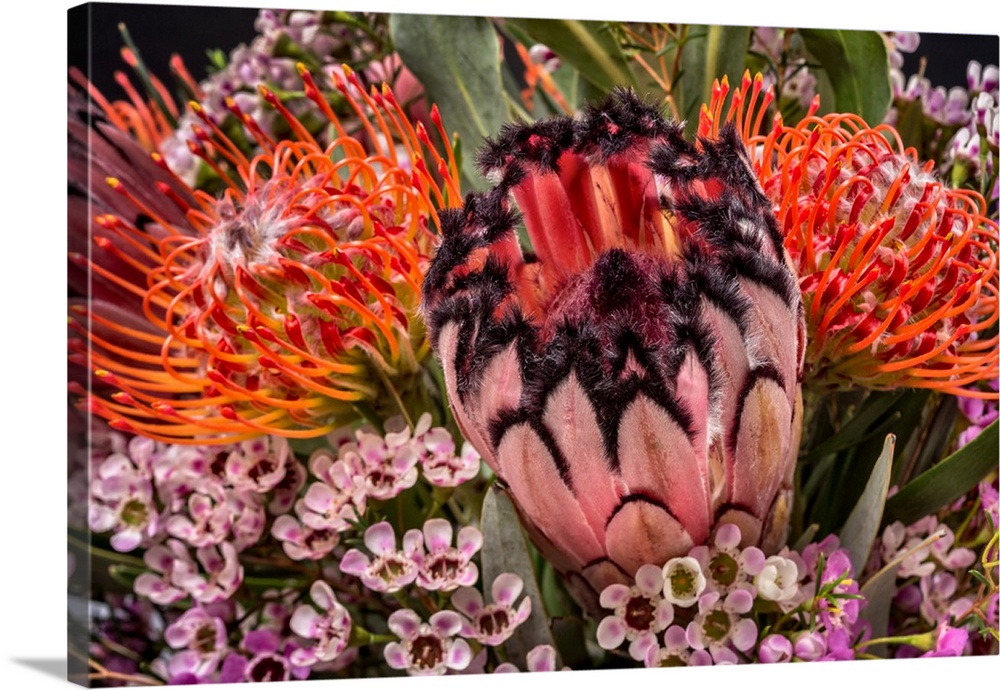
[95,369,110,378]
[721,74,729,87]
[342,64,354,77]
[106,177,121,189]
[296,62,308,76]
[189,101,203,113]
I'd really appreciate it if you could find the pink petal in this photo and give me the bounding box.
[663,625,688,648]
[338,549,370,576]
[628,630,658,661]
[494,663,520,673]
[514,596,532,624]
[634,564,664,597]
[654,600,674,629]
[446,638,473,670]
[491,573,524,606]
[456,526,483,559]
[290,606,321,639]
[525,645,557,672]
[715,523,742,550]
[596,616,627,650]
[430,610,463,638]
[741,547,766,575]
[599,584,630,609]
[310,580,336,611]
[731,618,757,651]
[364,522,397,555]
[725,589,754,615]
[451,587,484,617]
[387,609,422,640]
[423,518,454,553]
[303,483,336,512]
[383,642,408,669]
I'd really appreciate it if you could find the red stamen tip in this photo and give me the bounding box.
[109,419,135,432]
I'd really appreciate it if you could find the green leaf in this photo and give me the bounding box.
[838,434,895,573]
[883,420,998,526]
[480,484,559,668]
[390,14,507,190]
[806,390,904,460]
[505,18,637,95]
[798,29,891,123]
[672,25,751,135]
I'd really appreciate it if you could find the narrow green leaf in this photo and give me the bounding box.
[798,29,891,123]
[481,484,559,668]
[839,434,895,573]
[506,18,636,95]
[673,25,751,135]
[883,420,998,526]
[792,523,820,552]
[390,14,507,190]
[806,390,903,460]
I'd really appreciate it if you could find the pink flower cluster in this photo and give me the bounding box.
[273,414,481,561]
[595,525,866,666]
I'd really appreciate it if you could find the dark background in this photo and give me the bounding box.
[69,3,999,103]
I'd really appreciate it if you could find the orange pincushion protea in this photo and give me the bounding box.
[69,64,460,443]
[700,73,999,398]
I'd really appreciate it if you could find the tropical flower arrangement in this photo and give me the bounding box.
[66,6,999,686]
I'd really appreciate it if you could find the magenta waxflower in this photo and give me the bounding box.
[134,539,243,605]
[644,625,693,668]
[686,589,757,664]
[383,609,473,676]
[597,564,675,660]
[405,518,482,591]
[271,512,340,562]
[452,573,532,646]
[163,606,229,680]
[223,436,291,494]
[423,90,804,608]
[758,634,793,663]
[922,623,970,658]
[89,440,159,552]
[792,630,827,661]
[340,521,419,593]
[289,581,352,666]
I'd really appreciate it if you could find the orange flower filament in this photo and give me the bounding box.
[700,72,999,397]
[70,64,460,443]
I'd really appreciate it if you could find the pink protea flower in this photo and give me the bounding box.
[339,521,419,592]
[451,573,532,646]
[383,609,473,676]
[422,89,804,610]
[596,563,675,661]
[405,518,482,591]
[289,581,352,666]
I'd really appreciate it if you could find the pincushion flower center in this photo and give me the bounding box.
[623,595,657,630]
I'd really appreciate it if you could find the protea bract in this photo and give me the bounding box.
[422,90,806,608]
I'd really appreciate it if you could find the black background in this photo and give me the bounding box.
[69,3,999,104]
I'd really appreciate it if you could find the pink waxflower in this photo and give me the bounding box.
[163,606,229,680]
[297,450,367,532]
[289,581,352,666]
[134,539,243,605]
[755,555,800,603]
[268,457,307,515]
[922,622,970,658]
[223,436,290,493]
[644,625,692,668]
[165,481,265,552]
[495,644,567,672]
[384,609,473,676]
[234,629,311,682]
[271,513,340,561]
[346,418,421,500]
[89,441,159,552]
[406,519,482,591]
[408,422,482,487]
[661,556,707,607]
[758,634,793,663]
[597,564,674,661]
[134,540,194,605]
[792,630,827,661]
[340,521,419,593]
[452,573,532,646]
[688,524,766,594]
[686,589,757,664]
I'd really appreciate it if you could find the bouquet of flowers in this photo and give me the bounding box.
[67,6,998,685]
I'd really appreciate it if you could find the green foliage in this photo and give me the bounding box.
[798,29,892,123]
[506,18,637,96]
[390,14,508,190]
[839,434,895,573]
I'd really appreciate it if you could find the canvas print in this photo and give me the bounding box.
[67,3,999,685]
